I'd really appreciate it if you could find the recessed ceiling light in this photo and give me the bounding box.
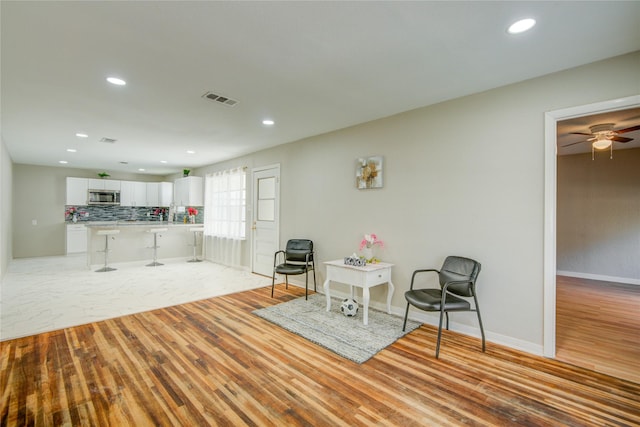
[160,160,168,164]
[262,119,275,126]
[66,148,77,153]
[106,76,126,86]
[138,168,145,172]
[186,150,195,154]
[119,161,129,164]
[507,18,536,34]
[75,133,88,138]
[59,160,68,164]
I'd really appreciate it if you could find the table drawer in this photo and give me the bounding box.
[327,266,365,286]
[365,268,391,286]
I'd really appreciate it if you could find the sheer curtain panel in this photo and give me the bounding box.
[204,167,246,267]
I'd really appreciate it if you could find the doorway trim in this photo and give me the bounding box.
[543,94,640,358]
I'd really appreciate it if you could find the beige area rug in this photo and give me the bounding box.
[253,293,421,363]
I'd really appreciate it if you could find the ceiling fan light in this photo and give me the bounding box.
[592,136,612,150]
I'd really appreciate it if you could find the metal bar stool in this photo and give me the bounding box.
[147,228,167,267]
[188,227,205,262]
[96,229,120,272]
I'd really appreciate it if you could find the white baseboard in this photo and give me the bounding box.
[557,270,640,286]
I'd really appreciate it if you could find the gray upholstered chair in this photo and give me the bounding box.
[272,239,316,300]
[402,256,485,358]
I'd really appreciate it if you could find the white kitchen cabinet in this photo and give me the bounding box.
[174,176,203,206]
[159,182,173,206]
[66,177,88,205]
[146,183,159,206]
[147,182,173,207]
[66,224,88,254]
[88,178,120,190]
[120,181,147,206]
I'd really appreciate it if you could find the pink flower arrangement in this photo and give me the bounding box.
[359,233,384,250]
[65,207,85,219]
[187,207,199,216]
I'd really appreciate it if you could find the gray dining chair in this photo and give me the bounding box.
[403,255,485,358]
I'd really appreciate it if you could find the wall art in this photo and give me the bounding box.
[356,156,383,189]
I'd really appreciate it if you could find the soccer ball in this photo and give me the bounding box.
[340,298,359,317]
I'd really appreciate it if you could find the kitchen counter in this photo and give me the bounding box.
[85,221,200,227]
[87,222,204,266]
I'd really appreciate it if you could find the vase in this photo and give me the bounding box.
[190,215,196,224]
[72,213,78,223]
[362,246,373,262]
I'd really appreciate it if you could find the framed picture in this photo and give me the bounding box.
[356,156,383,189]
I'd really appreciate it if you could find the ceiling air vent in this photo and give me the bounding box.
[202,91,238,107]
[100,137,117,144]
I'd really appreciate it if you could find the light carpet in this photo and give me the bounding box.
[253,293,421,364]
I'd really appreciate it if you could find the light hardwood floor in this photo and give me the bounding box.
[556,275,640,384]
[2,285,639,426]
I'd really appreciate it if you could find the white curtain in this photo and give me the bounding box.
[204,167,246,266]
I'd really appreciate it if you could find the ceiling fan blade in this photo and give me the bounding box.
[615,125,640,134]
[611,136,633,143]
[569,132,593,136]
[562,140,589,148]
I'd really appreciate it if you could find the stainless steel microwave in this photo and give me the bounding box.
[88,189,120,205]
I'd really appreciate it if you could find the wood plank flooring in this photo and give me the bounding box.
[2,285,639,426]
[556,275,640,384]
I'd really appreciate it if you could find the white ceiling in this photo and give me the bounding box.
[2,1,640,176]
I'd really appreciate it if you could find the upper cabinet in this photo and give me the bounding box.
[67,177,173,207]
[159,182,173,206]
[88,178,121,190]
[66,177,88,205]
[146,182,160,206]
[120,181,147,207]
[146,182,173,207]
[174,176,203,206]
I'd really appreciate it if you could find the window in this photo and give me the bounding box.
[204,167,246,239]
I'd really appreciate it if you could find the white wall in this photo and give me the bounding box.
[557,148,640,283]
[196,51,640,354]
[1,137,13,278]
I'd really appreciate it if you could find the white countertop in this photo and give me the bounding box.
[81,221,201,228]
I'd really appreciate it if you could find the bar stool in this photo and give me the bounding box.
[96,229,120,272]
[188,227,205,263]
[147,228,167,267]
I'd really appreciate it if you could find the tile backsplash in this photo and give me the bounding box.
[65,205,204,223]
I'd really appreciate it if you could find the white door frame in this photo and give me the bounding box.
[543,94,640,358]
[250,163,280,276]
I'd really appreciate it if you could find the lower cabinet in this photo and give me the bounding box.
[66,224,88,254]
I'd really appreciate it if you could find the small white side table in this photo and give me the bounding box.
[323,259,395,325]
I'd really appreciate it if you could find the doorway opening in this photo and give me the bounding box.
[543,95,640,360]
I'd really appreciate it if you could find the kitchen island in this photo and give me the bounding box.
[86,222,203,266]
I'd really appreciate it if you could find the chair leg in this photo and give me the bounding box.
[445,312,450,330]
[436,308,446,359]
[312,265,317,292]
[285,276,289,289]
[271,272,276,298]
[305,271,308,300]
[402,303,410,331]
[474,294,486,352]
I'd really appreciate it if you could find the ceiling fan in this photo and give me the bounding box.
[563,123,640,149]
[562,122,640,159]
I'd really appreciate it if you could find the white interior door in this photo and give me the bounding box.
[251,165,280,276]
